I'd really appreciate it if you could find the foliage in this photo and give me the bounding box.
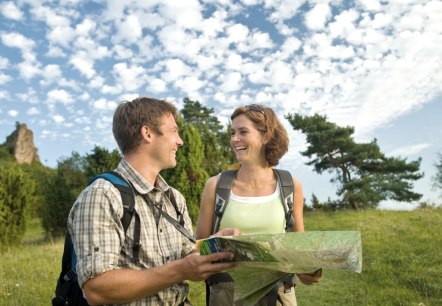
[162,120,208,223]
[180,97,234,176]
[20,162,56,218]
[219,121,237,167]
[432,151,442,197]
[0,161,36,246]
[0,144,15,161]
[40,153,88,238]
[83,145,122,179]
[286,113,423,209]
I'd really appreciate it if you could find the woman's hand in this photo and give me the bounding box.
[210,228,241,238]
[297,268,322,285]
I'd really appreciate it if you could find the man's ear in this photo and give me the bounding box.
[141,125,152,142]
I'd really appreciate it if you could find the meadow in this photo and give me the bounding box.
[1,209,441,306]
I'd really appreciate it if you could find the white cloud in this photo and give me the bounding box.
[388,143,431,157]
[1,32,35,51]
[175,76,204,92]
[305,3,331,31]
[1,1,23,20]
[113,14,143,44]
[268,0,306,20]
[30,5,71,28]
[357,0,382,12]
[8,109,18,117]
[219,72,243,92]
[113,45,134,60]
[147,78,168,93]
[75,18,96,36]
[162,58,193,81]
[18,61,41,79]
[112,62,146,91]
[159,0,203,29]
[0,56,9,69]
[46,46,66,57]
[69,51,96,78]
[52,114,65,124]
[40,64,62,85]
[27,107,40,115]
[47,89,73,105]
[0,73,12,84]
[226,23,249,43]
[92,98,118,111]
[48,26,76,48]
[329,9,359,39]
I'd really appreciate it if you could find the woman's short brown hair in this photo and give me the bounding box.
[113,97,178,154]
[231,104,289,166]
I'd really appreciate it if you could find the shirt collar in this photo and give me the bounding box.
[116,158,170,195]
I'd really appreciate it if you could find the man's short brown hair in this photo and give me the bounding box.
[113,97,179,154]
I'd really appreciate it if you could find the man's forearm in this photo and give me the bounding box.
[83,259,186,305]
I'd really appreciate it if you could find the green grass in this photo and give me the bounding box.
[1,209,441,306]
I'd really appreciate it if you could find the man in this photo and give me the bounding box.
[68,97,238,305]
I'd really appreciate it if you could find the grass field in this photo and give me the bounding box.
[1,209,441,306]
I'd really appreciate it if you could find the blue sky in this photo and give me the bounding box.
[0,0,441,209]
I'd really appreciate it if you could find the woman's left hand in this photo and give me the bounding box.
[297,268,322,285]
[211,228,241,237]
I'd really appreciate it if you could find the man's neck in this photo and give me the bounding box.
[124,153,159,186]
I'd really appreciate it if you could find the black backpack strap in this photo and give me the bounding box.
[141,191,196,244]
[205,170,237,306]
[212,170,237,234]
[89,171,141,262]
[167,189,185,227]
[273,169,294,232]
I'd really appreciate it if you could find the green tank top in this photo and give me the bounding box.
[219,186,285,235]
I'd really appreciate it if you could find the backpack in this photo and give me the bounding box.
[52,171,139,306]
[206,168,296,306]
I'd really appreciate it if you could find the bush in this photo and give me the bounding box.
[40,154,87,238]
[20,162,56,218]
[0,161,36,246]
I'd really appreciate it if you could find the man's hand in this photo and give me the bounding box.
[297,268,322,285]
[181,251,238,281]
[210,227,241,238]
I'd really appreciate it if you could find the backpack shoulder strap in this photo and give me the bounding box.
[273,169,295,232]
[212,170,237,234]
[89,171,141,262]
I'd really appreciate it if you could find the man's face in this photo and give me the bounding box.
[151,113,183,170]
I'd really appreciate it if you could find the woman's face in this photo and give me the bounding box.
[230,114,266,165]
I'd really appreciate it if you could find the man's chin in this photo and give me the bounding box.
[164,161,177,170]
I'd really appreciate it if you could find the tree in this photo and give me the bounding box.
[286,113,423,210]
[219,122,237,168]
[432,152,442,197]
[180,97,234,175]
[20,162,56,218]
[41,152,87,238]
[0,161,37,246]
[83,145,122,179]
[162,119,208,222]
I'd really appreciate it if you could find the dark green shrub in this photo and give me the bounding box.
[40,153,87,238]
[0,161,36,246]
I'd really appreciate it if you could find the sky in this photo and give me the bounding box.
[0,0,441,210]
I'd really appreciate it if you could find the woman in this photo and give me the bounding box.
[196,104,320,306]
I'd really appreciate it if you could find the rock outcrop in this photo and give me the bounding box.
[5,123,40,164]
